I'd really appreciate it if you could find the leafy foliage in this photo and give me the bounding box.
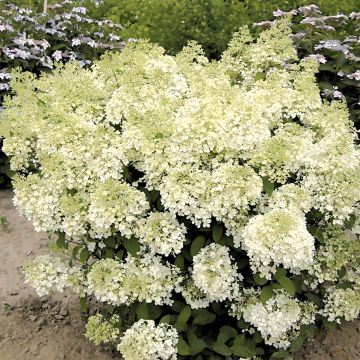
[92,0,359,58]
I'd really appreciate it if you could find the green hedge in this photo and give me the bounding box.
[94,0,359,58]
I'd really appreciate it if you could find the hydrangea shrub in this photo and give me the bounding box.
[2,19,360,359]
[0,0,126,187]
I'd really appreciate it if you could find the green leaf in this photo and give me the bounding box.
[193,309,216,325]
[136,302,149,320]
[149,190,159,202]
[337,266,346,278]
[212,224,224,242]
[123,236,141,256]
[72,245,81,259]
[213,341,232,356]
[289,335,305,353]
[156,197,164,211]
[260,286,273,304]
[191,236,206,257]
[253,273,268,286]
[178,305,191,324]
[147,303,162,320]
[233,334,246,346]
[262,176,274,196]
[187,331,207,354]
[171,300,185,313]
[271,350,290,358]
[237,257,248,269]
[255,71,265,81]
[253,331,263,344]
[177,337,191,356]
[79,297,88,313]
[104,237,116,248]
[323,319,337,331]
[154,132,164,139]
[274,268,287,278]
[79,248,90,263]
[231,343,253,358]
[159,314,176,324]
[345,214,356,229]
[216,235,234,247]
[103,248,114,258]
[212,302,222,314]
[274,275,296,296]
[217,326,237,343]
[175,254,185,270]
[237,319,249,329]
[174,320,188,332]
[56,232,66,248]
[305,293,322,307]
[115,249,125,259]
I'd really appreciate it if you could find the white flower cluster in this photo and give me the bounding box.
[85,313,120,346]
[23,255,69,297]
[230,289,316,348]
[179,276,211,309]
[135,212,187,256]
[321,286,360,323]
[159,163,262,228]
[268,184,313,213]
[88,179,149,239]
[249,123,313,184]
[242,209,315,279]
[117,320,178,360]
[192,243,241,302]
[87,256,181,306]
[307,227,360,287]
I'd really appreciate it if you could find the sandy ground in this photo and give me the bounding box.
[0,188,360,360]
[0,189,113,360]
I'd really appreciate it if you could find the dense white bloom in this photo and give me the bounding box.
[321,286,360,323]
[120,254,181,305]
[230,289,316,348]
[13,174,62,232]
[87,255,181,306]
[242,209,315,279]
[249,123,313,183]
[135,211,187,256]
[192,243,241,301]
[118,320,178,360]
[307,227,360,287]
[85,314,120,345]
[88,180,149,239]
[268,184,313,213]
[179,276,211,309]
[87,258,126,305]
[302,133,360,224]
[23,255,68,297]
[160,163,262,228]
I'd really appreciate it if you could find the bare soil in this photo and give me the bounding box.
[0,189,360,360]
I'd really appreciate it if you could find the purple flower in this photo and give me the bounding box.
[309,54,327,64]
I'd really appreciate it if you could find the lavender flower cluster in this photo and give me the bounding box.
[254,4,360,115]
[0,0,126,96]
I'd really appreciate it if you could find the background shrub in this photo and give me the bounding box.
[92,0,359,58]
